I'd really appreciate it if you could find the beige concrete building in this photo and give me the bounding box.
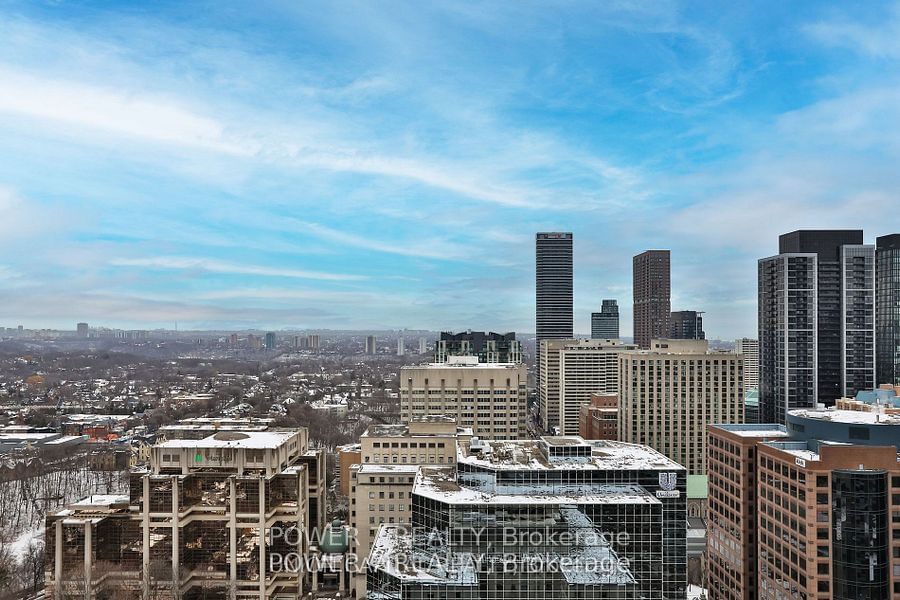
[44,421,326,600]
[399,357,526,440]
[619,339,743,475]
[539,338,635,435]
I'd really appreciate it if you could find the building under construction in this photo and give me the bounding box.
[45,420,327,600]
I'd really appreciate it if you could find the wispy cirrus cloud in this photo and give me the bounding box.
[110,257,368,282]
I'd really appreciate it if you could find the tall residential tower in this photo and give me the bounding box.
[758,230,875,423]
[877,233,900,385]
[633,250,671,348]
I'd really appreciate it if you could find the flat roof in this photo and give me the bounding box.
[790,408,900,425]
[415,467,662,505]
[157,430,297,450]
[357,464,421,475]
[712,423,791,438]
[459,438,684,472]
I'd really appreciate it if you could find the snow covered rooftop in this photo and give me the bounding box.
[157,429,297,450]
[414,467,662,506]
[789,408,900,425]
[458,437,684,472]
[713,424,791,438]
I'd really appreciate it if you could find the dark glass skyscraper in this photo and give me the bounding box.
[535,232,573,381]
[590,299,619,339]
[758,230,874,424]
[669,310,704,340]
[876,234,900,385]
[633,250,671,348]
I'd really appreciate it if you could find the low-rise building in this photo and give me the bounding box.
[44,420,326,600]
[367,435,688,599]
[578,393,618,440]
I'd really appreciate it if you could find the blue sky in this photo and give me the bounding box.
[1,1,899,336]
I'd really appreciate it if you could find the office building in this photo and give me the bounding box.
[591,299,620,339]
[348,417,471,598]
[708,410,900,600]
[877,233,900,385]
[578,393,618,440]
[44,420,326,599]
[619,339,743,475]
[264,331,276,350]
[535,232,574,383]
[307,334,320,350]
[433,331,522,364]
[365,335,377,355]
[669,310,704,340]
[539,338,636,435]
[707,424,792,600]
[400,357,527,440]
[759,230,876,423]
[633,250,671,348]
[367,436,687,600]
[76,322,89,337]
[733,338,759,392]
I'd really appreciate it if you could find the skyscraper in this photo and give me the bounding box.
[668,310,704,340]
[434,331,522,364]
[264,331,276,350]
[758,230,875,424]
[76,322,89,337]
[535,233,573,384]
[590,299,619,339]
[633,250,670,348]
[734,337,759,391]
[397,337,405,356]
[365,335,377,354]
[876,233,900,385]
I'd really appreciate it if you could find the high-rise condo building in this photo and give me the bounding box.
[535,232,573,382]
[758,230,875,424]
[265,331,276,350]
[399,357,527,440]
[307,333,320,350]
[708,408,900,600]
[618,339,743,475]
[733,338,759,391]
[633,250,671,348]
[397,337,405,356]
[877,233,900,385]
[433,331,522,364]
[76,322,89,337]
[669,310,704,340]
[44,420,326,599]
[591,299,620,339]
[367,436,687,600]
[539,338,635,435]
[365,335,377,354]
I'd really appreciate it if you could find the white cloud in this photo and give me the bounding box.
[110,256,368,281]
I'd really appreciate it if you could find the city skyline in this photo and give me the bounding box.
[2,2,900,335]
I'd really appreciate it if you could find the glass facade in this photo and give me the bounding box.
[876,234,900,385]
[367,440,687,600]
[831,470,889,600]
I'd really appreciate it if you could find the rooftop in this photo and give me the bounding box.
[712,423,791,438]
[157,429,297,450]
[459,437,684,472]
[789,408,900,426]
[415,466,662,505]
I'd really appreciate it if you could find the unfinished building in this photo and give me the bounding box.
[45,423,326,600]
